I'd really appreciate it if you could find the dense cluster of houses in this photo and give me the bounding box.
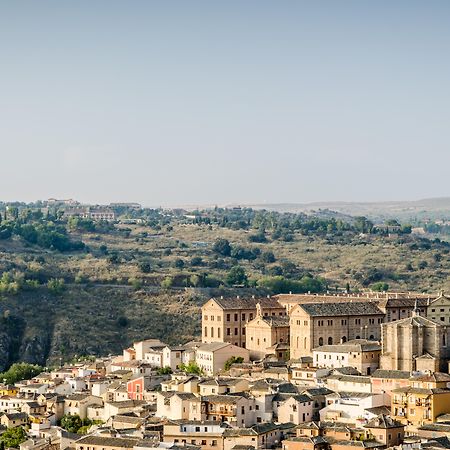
[2,292,450,450]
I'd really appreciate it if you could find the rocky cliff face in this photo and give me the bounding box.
[0,332,12,371]
[0,286,202,370]
[0,314,27,371]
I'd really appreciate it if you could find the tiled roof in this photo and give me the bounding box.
[3,412,27,420]
[379,298,430,308]
[301,387,333,397]
[385,315,441,328]
[209,297,283,310]
[75,436,139,448]
[392,387,450,395]
[107,399,147,407]
[298,302,383,317]
[65,394,92,401]
[371,369,411,379]
[331,367,361,376]
[313,339,381,353]
[412,372,450,382]
[260,316,289,327]
[364,406,392,416]
[364,414,404,429]
[200,378,243,386]
[327,375,371,384]
[223,423,279,436]
[197,342,234,352]
[203,393,249,404]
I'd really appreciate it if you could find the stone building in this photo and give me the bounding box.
[245,303,290,361]
[195,342,250,375]
[290,302,384,359]
[276,292,436,319]
[201,297,287,348]
[426,292,450,325]
[380,307,450,372]
[363,414,405,447]
[312,339,381,375]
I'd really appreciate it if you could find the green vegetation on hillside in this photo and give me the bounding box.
[0,362,43,384]
[0,202,448,369]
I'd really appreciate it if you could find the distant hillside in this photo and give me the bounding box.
[247,197,450,222]
[0,286,203,371]
[0,203,449,369]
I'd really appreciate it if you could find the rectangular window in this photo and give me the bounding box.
[226,314,230,321]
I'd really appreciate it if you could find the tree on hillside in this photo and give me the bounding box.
[212,239,231,256]
[0,363,44,385]
[226,266,247,286]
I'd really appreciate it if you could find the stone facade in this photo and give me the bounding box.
[313,339,381,375]
[245,303,290,361]
[380,311,450,372]
[290,302,384,359]
[201,297,287,348]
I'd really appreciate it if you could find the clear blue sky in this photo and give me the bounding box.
[0,1,449,206]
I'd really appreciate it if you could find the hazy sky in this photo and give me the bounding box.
[1,1,449,206]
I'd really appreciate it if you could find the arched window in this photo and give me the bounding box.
[355,335,360,339]
[296,336,299,348]
[369,335,374,340]
[318,337,323,346]
[217,328,221,339]
[328,337,333,345]
[211,327,214,338]
[444,334,447,346]
[341,336,347,343]
[204,327,208,337]
[304,337,307,349]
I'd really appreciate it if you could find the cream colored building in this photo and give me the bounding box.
[313,339,381,375]
[75,435,138,450]
[290,302,384,359]
[245,303,289,361]
[63,394,103,420]
[222,423,283,450]
[163,420,226,450]
[202,297,287,348]
[195,342,250,375]
[427,293,450,325]
[156,391,202,421]
[277,395,314,424]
